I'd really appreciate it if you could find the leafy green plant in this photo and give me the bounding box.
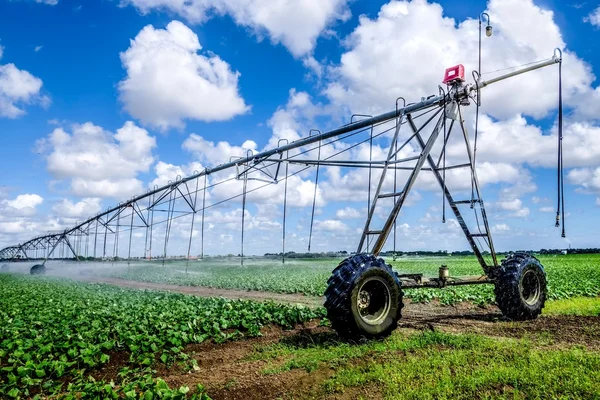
[0,275,325,398]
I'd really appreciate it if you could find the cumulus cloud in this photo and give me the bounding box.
[0,55,50,118]
[336,207,362,219]
[37,121,156,199]
[1,194,44,217]
[567,167,600,193]
[324,0,592,120]
[584,6,600,27]
[36,0,58,4]
[52,198,102,219]
[118,21,249,129]
[150,161,204,188]
[121,0,351,56]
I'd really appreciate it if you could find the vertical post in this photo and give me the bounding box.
[163,188,175,266]
[93,219,99,260]
[201,173,207,259]
[186,175,200,273]
[308,136,322,252]
[149,191,156,260]
[241,166,248,266]
[128,204,134,265]
[282,154,289,264]
[144,192,151,259]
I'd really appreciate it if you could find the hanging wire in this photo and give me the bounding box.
[241,160,249,266]
[440,86,447,223]
[307,130,322,252]
[278,139,290,264]
[555,50,565,237]
[113,205,121,263]
[162,186,175,266]
[201,173,207,259]
[186,172,200,273]
[393,97,406,260]
[471,71,482,208]
[127,204,134,266]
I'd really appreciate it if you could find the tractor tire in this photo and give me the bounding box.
[1,264,9,272]
[324,254,403,339]
[494,252,547,320]
[30,264,46,275]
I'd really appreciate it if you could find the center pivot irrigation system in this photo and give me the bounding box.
[1,16,566,339]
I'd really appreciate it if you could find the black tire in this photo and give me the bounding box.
[324,254,403,339]
[30,264,46,275]
[494,252,547,320]
[1,264,9,272]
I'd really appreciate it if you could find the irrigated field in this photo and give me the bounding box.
[1,254,599,399]
[73,254,600,304]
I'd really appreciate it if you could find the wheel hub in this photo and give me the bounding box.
[358,290,371,309]
[356,276,392,326]
[521,269,541,306]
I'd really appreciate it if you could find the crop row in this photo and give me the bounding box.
[98,254,600,305]
[0,274,325,399]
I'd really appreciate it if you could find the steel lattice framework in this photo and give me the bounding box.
[1,51,564,277]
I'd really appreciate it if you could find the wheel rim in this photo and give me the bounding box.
[520,269,541,306]
[356,276,391,326]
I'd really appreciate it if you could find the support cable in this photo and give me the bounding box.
[307,138,322,252]
[556,53,565,237]
[241,165,248,266]
[186,173,200,272]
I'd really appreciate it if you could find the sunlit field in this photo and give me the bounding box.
[6,253,596,305]
[1,254,599,399]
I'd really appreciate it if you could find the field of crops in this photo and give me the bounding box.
[80,254,600,305]
[0,274,324,399]
[1,254,599,399]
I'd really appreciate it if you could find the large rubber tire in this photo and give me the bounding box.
[30,264,46,275]
[494,253,547,320]
[324,254,403,339]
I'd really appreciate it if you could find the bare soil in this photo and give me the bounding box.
[74,277,600,399]
[71,275,324,307]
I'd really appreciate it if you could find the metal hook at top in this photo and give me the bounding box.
[277,138,289,147]
[351,114,372,123]
[176,175,182,182]
[395,97,406,113]
[554,48,562,62]
[479,12,490,24]
[309,129,321,137]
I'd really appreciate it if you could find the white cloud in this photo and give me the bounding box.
[584,6,600,27]
[34,45,43,52]
[492,223,510,232]
[336,207,362,219]
[314,219,349,232]
[37,121,156,199]
[118,21,249,129]
[0,62,49,118]
[4,194,43,210]
[150,161,204,188]
[596,197,600,206]
[52,198,102,218]
[539,206,554,213]
[0,194,44,217]
[567,167,600,193]
[324,0,593,120]
[121,0,351,56]
[36,0,58,4]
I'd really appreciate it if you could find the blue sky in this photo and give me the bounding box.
[1,0,599,256]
